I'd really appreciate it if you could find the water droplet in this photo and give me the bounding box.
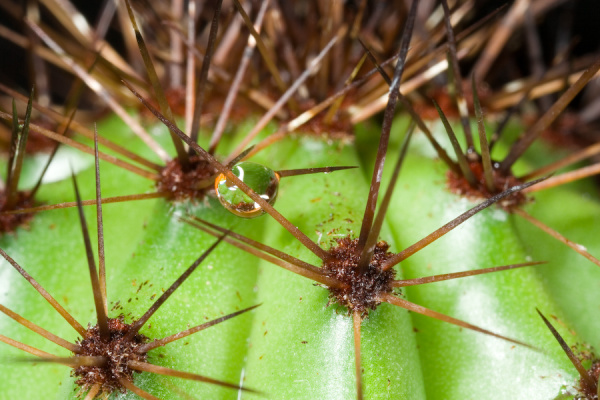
[215,161,279,218]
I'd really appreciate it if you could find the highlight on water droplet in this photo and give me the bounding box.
[215,161,279,218]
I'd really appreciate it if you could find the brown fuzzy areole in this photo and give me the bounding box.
[588,360,600,383]
[577,360,600,400]
[74,316,148,394]
[0,191,35,233]
[447,160,528,211]
[323,237,396,316]
[156,156,216,201]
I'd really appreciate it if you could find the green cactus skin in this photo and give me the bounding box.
[0,111,596,400]
[514,184,600,353]
[381,119,583,399]
[240,135,425,400]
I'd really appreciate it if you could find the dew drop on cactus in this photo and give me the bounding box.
[215,161,279,218]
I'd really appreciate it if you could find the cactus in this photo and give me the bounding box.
[0,1,599,399]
